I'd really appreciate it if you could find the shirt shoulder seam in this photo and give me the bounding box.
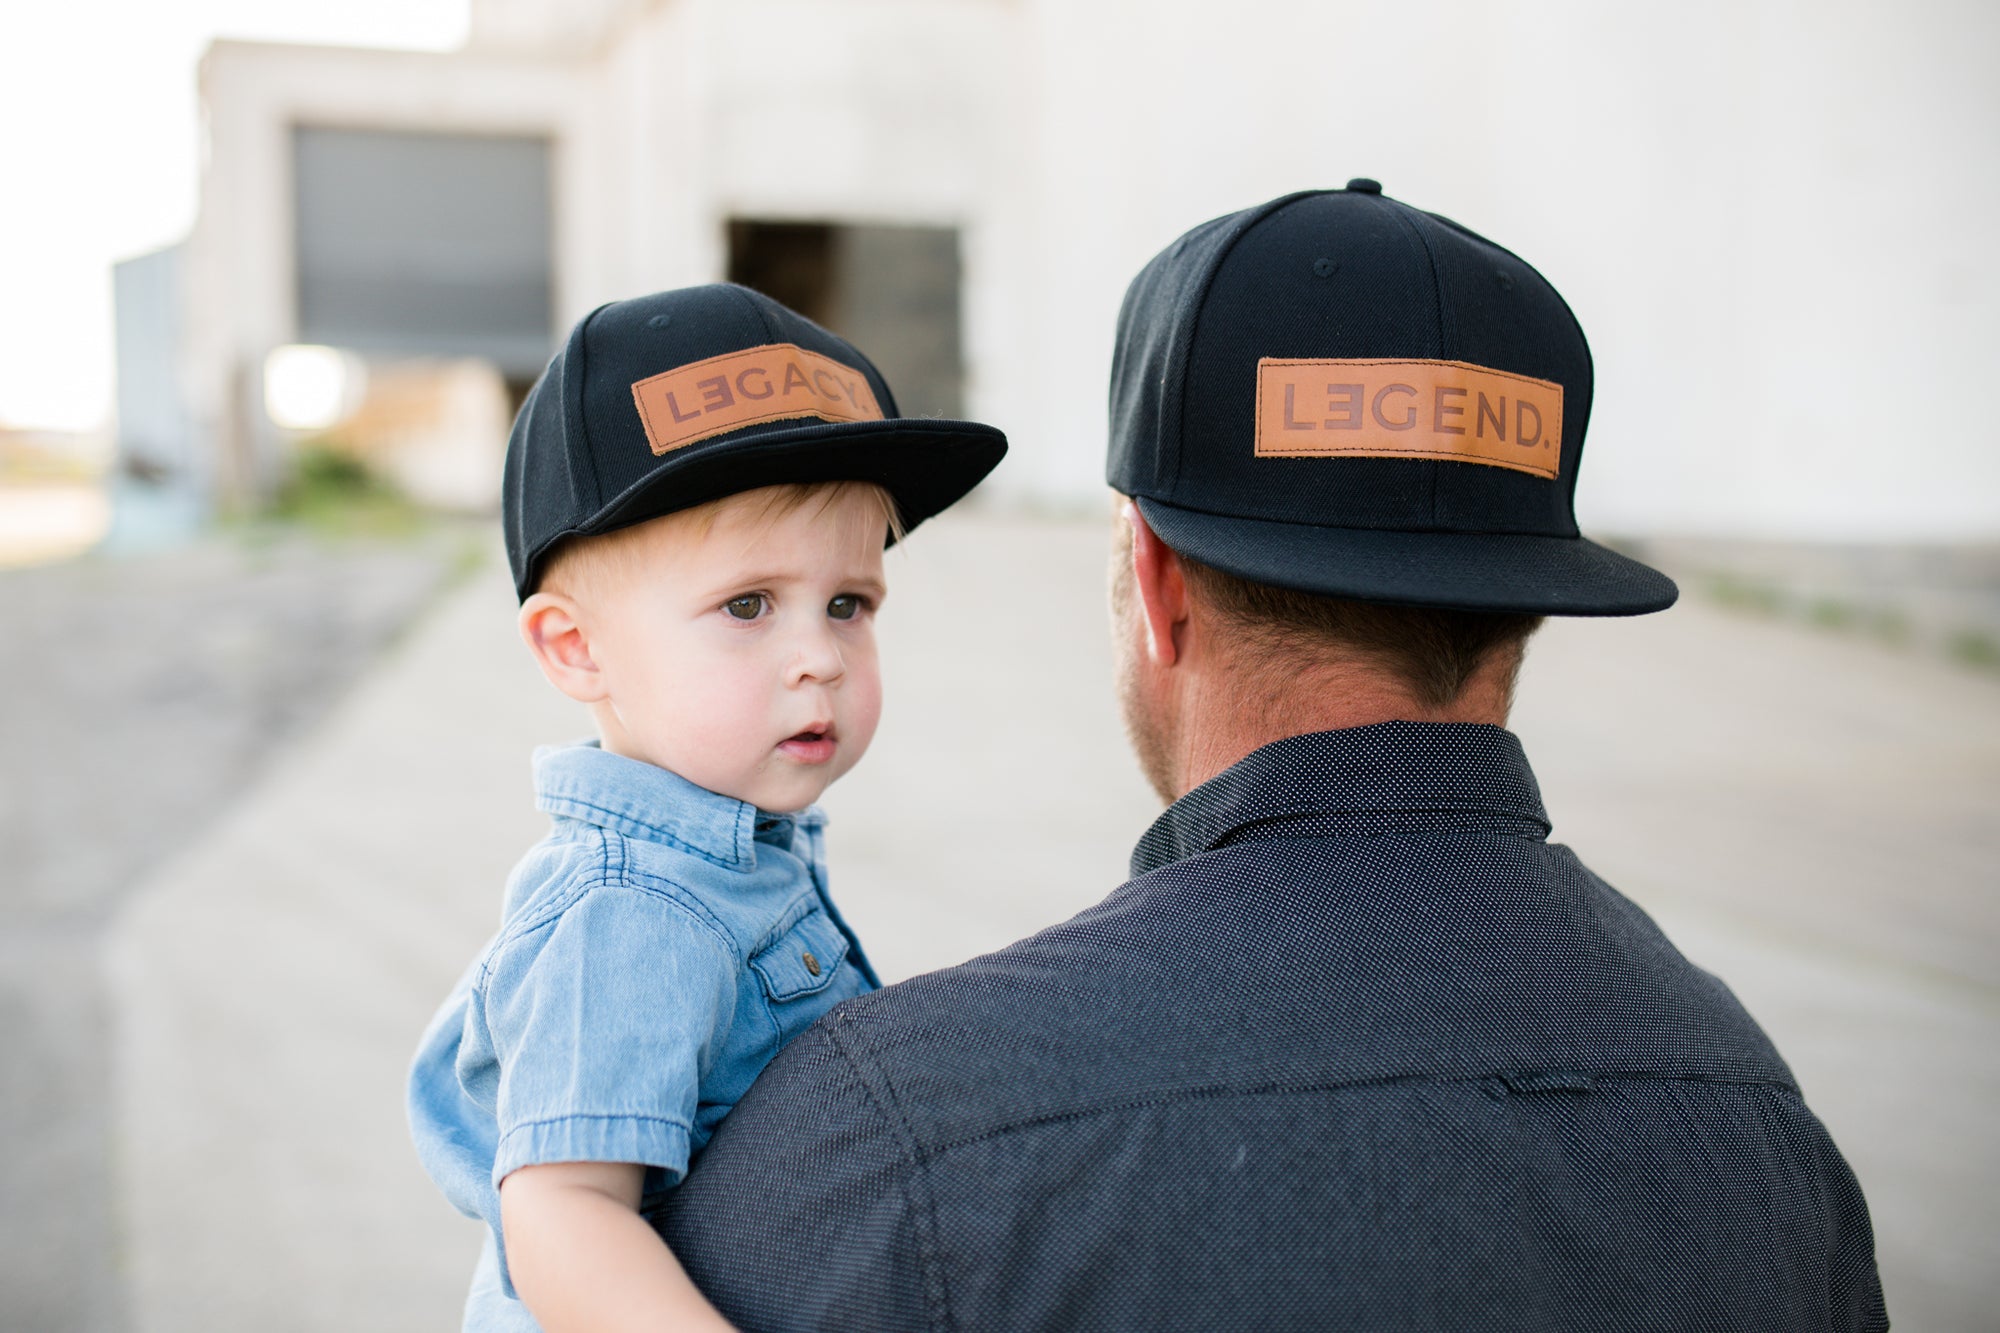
[610,859,742,954]
[481,831,739,985]
[474,839,608,988]
[820,1014,960,1333]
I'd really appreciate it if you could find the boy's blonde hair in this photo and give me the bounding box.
[536,480,904,601]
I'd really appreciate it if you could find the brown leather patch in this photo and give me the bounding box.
[630,344,884,455]
[1254,358,1563,479]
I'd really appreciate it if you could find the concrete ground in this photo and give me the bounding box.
[0,529,465,1333]
[97,512,1998,1332]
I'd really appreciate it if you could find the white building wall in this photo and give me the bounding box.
[468,0,648,54]
[183,0,1999,538]
[1005,0,2000,539]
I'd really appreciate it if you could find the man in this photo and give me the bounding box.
[655,182,1887,1331]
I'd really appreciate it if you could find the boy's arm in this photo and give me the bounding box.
[502,1161,735,1333]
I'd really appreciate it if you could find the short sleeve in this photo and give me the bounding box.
[480,881,739,1187]
[653,1017,936,1332]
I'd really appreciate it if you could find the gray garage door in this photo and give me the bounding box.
[293,126,554,378]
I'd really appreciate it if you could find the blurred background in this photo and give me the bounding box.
[2,1,1995,1330]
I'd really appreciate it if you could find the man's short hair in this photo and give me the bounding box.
[1178,555,1543,709]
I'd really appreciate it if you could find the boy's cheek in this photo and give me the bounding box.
[841,677,886,768]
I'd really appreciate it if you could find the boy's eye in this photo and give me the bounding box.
[724,594,767,621]
[827,594,863,621]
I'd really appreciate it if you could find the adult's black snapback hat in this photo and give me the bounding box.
[504,283,1008,600]
[1108,180,1676,616]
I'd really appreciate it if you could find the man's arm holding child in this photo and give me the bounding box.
[503,1160,734,1332]
[654,1015,935,1332]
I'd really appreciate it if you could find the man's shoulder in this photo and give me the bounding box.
[667,839,1880,1333]
[756,829,1800,1147]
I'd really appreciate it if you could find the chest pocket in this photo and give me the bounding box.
[749,908,850,1003]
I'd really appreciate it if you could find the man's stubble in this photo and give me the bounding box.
[1108,528,1178,806]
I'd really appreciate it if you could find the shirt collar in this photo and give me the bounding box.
[533,741,820,871]
[1130,721,1551,878]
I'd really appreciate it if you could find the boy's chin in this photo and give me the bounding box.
[723,769,836,816]
[636,746,833,813]
[742,794,824,817]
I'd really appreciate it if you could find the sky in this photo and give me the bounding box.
[0,0,470,433]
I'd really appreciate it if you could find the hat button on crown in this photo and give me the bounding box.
[1346,177,1383,195]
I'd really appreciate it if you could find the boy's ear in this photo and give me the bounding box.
[518,592,608,703]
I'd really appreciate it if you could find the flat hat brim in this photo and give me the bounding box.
[1136,496,1678,617]
[581,415,1007,547]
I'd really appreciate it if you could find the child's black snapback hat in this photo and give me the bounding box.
[1108,181,1676,616]
[504,283,1008,600]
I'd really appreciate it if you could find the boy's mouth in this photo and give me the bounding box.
[777,725,837,764]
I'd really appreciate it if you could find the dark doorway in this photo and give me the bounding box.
[727,220,964,420]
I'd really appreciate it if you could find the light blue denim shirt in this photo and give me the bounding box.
[407,741,878,1325]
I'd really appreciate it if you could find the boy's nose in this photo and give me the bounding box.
[786,624,846,687]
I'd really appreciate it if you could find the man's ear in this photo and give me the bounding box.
[518,592,608,703]
[1123,502,1189,669]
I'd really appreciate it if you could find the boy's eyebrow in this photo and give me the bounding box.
[698,568,888,598]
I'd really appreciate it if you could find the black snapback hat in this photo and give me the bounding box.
[504,283,1007,600]
[1108,181,1675,616]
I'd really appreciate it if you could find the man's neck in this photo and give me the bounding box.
[1165,658,1514,800]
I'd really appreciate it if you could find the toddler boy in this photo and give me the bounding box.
[407,284,1006,1331]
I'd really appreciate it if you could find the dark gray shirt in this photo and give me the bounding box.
[655,722,1886,1331]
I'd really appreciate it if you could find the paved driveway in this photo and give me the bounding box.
[0,532,460,1333]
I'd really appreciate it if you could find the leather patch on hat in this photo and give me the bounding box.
[1254,358,1562,479]
[631,344,884,455]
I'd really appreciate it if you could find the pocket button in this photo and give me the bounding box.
[802,951,821,977]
